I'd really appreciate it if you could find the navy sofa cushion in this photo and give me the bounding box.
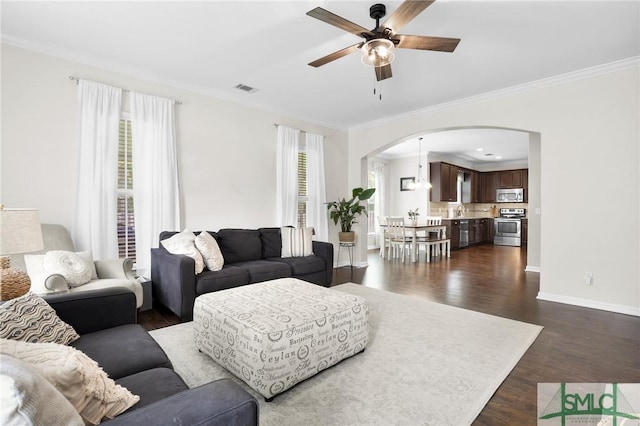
[116,368,188,412]
[217,229,262,264]
[259,227,282,258]
[267,255,326,276]
[233,260,292,283]
[196,266,250,294]
[71,324,172,380]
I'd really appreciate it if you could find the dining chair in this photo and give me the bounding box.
[416,216,450,262]
[386,217,412,262]
[377,216,388,258]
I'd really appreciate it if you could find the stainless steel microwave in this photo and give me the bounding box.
[496,188,524,203]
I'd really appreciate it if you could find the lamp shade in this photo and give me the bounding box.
[361,39,395,67]
[0,208,44,255]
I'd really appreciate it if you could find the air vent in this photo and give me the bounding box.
[235,84,258,93]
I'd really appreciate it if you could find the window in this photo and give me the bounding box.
[117,118,136,262]
[297,151,307,228]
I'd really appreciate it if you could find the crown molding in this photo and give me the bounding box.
[4,35,637,133]
[1,36,347,132]
[352,56,640,131]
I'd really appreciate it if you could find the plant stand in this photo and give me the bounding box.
[338,242,355,269]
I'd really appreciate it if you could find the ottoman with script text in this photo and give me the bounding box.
[193,277,369,400]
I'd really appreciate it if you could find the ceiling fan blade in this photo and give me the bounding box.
[375,64,392,81]
[308,43,363,67]
[382,1,435,34]
[307,7,374,38]
[395,35,460,52]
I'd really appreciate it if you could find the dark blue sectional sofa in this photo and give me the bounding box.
[42,288,259,425]
[151,227,333,321]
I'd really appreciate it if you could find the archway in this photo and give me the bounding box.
[362,126,541,271]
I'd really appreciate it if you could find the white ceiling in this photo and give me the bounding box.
[376,128,530,168]
[1,1,638,165]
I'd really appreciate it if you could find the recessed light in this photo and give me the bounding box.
[484,153,493,156]
[476,148,484,152]
[496,156,503,160]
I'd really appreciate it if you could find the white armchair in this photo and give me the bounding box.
[11,224,143,308]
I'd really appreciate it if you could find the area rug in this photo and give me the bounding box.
[150,283,543,425]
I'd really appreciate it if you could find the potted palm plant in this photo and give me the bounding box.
[326,187,376,242]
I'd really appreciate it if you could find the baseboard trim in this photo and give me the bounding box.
[537,292,640,317]
[525,265,541,273]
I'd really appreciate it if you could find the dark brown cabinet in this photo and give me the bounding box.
[446,218,492,249]
[522,219,528,246]
[470,171,481,203]
[481,172,497,203]
[487,219,494,243]
[443,219,461,249]
[430,162,458,202]
[497,169,525,189]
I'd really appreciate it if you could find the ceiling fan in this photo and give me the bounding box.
[307,0,460,82]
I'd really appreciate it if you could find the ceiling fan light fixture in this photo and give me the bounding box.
[361,39,395,67]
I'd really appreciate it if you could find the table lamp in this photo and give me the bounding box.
[0,206,44,300]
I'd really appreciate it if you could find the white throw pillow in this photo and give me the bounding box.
[281,227,314,258]
[0,338,140,425]
[0,354,84,426]
[161,229,205,274]
[43,251,94,287]
[195,231,224,271]
[0,292,80,345]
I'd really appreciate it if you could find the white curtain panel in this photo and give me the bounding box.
[373,161,386,230]
[130,92,180,278]
[306,132,328,241]
[73,80,122,260]
[276,125,299,227]
[373,161,386,247]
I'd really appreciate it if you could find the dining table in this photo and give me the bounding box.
[380,223,447,262]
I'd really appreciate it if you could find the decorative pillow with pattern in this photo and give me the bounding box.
[161,229,205,274]
[0,292,79,344]
[43,250,95,287]
[195,231,224,271]
[281,227,314,258]
[0,338,140,425]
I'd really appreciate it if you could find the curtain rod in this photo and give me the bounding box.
[69,76,182,105]
[273,123,326,138]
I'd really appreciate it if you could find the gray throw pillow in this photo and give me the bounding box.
[0,353,84,426]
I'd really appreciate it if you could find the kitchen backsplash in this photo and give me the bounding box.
[429,202,529,218]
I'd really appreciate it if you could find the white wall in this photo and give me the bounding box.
[348,65,640,315]
[1,45,348,252]
[387,156,430,219]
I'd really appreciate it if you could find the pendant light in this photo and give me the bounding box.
[414,137,431,189]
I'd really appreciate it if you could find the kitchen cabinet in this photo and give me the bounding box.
[487,219,494,243]
[479,218,489,243]
[481,172,497,203]
[466,171,481,203]
[430,162,458,202]
[522,169,529,202]
[497,169,526,189]
[522,219,528,246]
[469,218,490,245]
[470,219,481,244]
[443,219,461,249]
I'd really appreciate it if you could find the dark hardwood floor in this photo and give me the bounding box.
[139,244,640,425]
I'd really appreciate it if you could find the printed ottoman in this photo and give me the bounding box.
[193,277,369,400]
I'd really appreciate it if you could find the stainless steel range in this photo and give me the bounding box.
[494,208,526,247]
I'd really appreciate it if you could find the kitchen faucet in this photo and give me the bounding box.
[456,205,463,217]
